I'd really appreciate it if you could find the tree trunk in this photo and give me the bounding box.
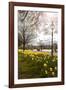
[23,42,25,50]
[23,29,26,51]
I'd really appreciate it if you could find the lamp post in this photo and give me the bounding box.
[50,21,55,59]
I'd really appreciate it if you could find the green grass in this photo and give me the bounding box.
[18,51,58,79]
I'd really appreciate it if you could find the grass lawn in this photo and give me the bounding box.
[18,50,58,79]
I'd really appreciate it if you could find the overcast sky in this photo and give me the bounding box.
[31,11,58,46]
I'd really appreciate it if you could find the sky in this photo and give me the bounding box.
[32,11,58,46]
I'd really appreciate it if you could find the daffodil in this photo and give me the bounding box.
[52,59,55,62]
[50,67,53,71]
[52,72,55,76]
[45,70,48,74]
[32,58,34,60]
[43,63,47,67]
[55,67,57,70]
